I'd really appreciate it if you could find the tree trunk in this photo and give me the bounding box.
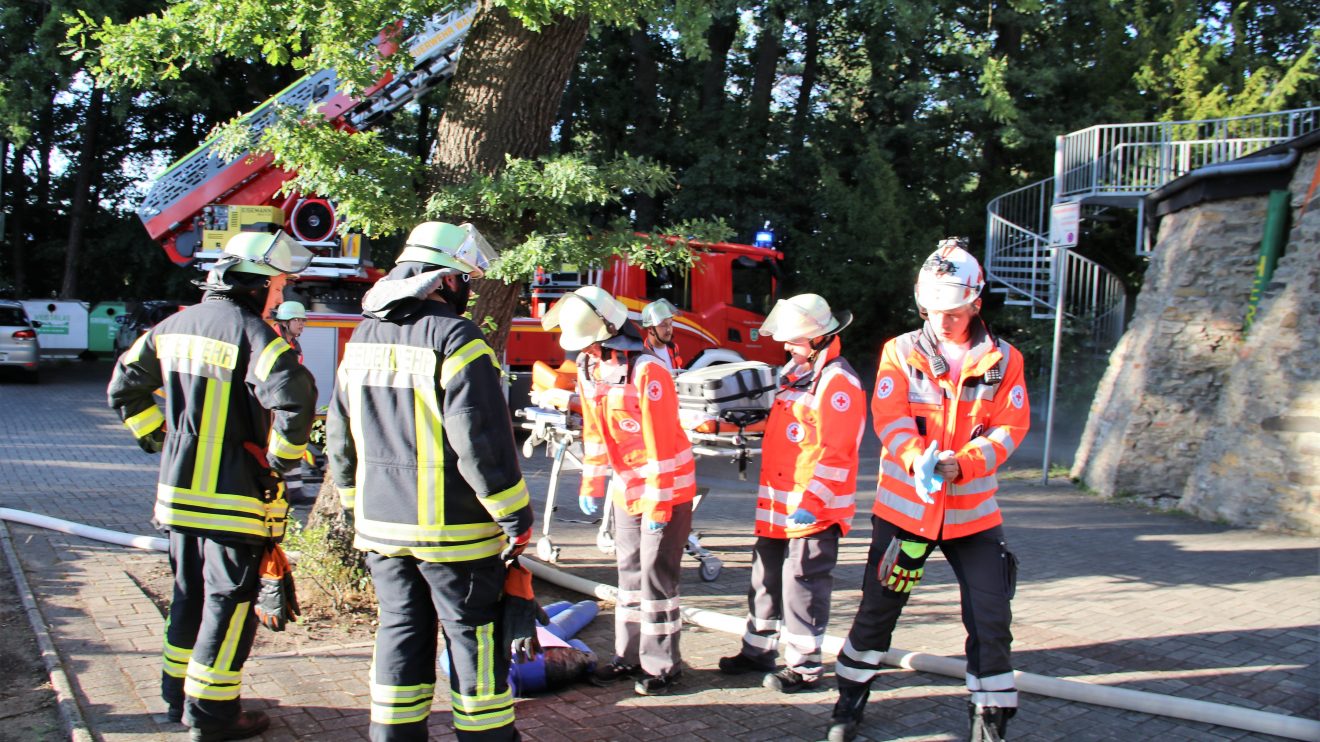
[430,1,591,184]
[790,16,821,151]
[629,26,661,229]
[747,6,785,144]
[700,15,737,116]
[35,85,56,214]
[61,87,104,299]
[430,1,590,359]
[471,278,523,358]
[8,147,28,296]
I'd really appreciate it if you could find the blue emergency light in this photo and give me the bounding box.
[754,224,775,249]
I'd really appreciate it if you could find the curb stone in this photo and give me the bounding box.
[0,518,94,742]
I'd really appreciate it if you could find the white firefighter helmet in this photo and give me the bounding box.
[397,221,497,278]
[914,237,985,312]
[541,286,629,351]
[221,231,315,276]
[759,293,852,342]
[641,299,679,328]
[274,301,307,321]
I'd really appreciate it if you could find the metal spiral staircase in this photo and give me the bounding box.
[984,107,1320,349]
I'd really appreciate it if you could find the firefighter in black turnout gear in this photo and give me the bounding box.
[326,221,534,742]
[108,231,318,742]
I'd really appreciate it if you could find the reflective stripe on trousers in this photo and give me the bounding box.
[836,516,1016,706]
[366,552,516,742]
[741,529,839,679]
[609,499,693,678]
[161,532,262,730]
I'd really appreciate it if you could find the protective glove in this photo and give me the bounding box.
[254,545,301,632]
[502,560,548,664]
[501,529,531,562]
[267,451,299,474]
[912,440,944,504]
[137,428,165,454]
[644,516,666,532]
[579,495,600,516]
[787,507,817,526]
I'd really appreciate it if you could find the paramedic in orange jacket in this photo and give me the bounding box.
[541,286,696,696]
[640,299,684,372]
[718,294,865,693]
[826,239,1030,742]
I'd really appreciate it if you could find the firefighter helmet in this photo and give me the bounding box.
[760,294,852,342]
[915,237,984,312]
[396,221,496,278]
[541,286,629,351]
[220,231,315,276]
[641,299,679,328]
[274,301,307,321]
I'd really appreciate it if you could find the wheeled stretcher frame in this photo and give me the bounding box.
[517,406,764,582]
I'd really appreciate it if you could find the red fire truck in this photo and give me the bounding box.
[135,4,786,411]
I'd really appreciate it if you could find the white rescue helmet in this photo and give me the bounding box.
[274,301,307,321]
[641,299,678,328]
[221,231,315,276]
[397,221,497,279]
[541,286,629,352]
[915,237,984,312]
[760,293,852,342]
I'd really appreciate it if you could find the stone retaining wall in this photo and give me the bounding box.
[1072,147,1320,535]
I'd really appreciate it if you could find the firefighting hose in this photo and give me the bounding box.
[0,507,1317,740]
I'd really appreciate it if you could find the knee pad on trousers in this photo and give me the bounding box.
[877,538,930,593]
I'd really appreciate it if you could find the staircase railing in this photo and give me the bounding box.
[985,106,1320,349]
[1056,108,1320,199]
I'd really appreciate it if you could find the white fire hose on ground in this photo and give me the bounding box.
[2,507,1316,741]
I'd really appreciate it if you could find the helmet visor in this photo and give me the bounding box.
[454,224,498,278]
[262,231,316,274]
[642,298,678,326]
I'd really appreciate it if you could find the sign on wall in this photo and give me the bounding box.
[1050,202,1081,247]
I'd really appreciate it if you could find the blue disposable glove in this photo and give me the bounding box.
[787,507,817,526]
[913,441,944,504]
[644,516,666,532]
[579,495,600,516]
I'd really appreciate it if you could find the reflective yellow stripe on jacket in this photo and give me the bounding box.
[341,338,507,562]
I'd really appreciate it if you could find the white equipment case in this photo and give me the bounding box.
[675,361,777,417]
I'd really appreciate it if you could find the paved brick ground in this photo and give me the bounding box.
[1,362,1317,741]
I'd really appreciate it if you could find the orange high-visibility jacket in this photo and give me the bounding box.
[757,338,866,539]
[578,351,696,523]
[871,325,1030,539]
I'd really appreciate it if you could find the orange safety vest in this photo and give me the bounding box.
[579,351,696,523]
[871,324,1030,539]
[757,338,865,539]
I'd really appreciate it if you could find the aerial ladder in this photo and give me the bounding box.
[136,4,479,274]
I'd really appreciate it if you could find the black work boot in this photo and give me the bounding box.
[189,710,270,742]
[825,682,871,742]
[968,702,1016,742]
[718,652,775,675]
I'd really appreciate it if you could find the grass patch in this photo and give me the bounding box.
[284,518,374,615]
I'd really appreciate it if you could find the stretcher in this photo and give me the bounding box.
[517,399,766,582]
